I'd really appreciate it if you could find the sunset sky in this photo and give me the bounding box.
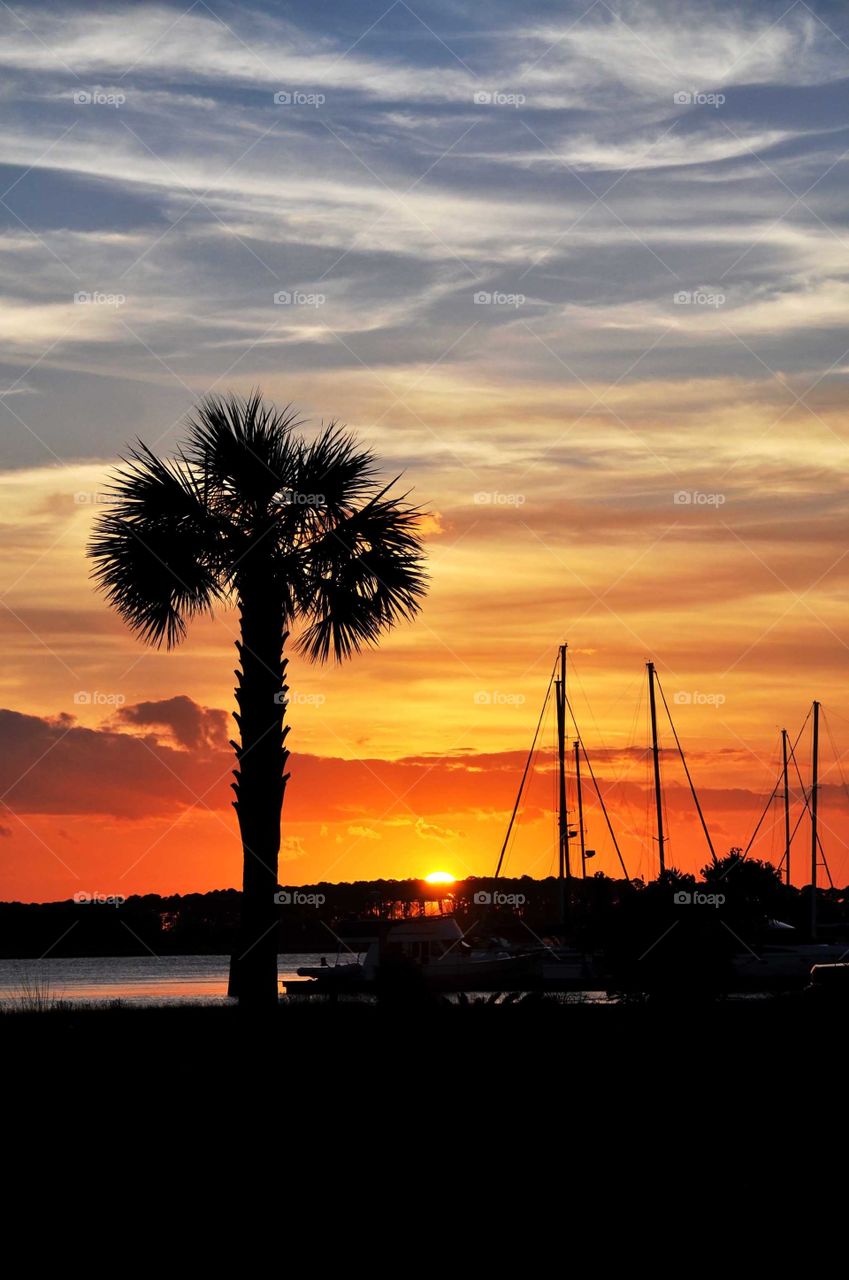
[1,0,848,901]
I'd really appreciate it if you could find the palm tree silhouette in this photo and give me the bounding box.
[88,392,427,1008]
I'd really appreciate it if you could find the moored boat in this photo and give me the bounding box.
[285,915,535,994]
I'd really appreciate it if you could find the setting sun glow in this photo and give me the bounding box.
[424,871,455,885]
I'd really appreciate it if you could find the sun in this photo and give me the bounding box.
[424,870,455,884]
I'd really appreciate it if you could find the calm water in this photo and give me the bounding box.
[0,953,340,1005]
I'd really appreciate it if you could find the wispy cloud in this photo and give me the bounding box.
[1,2,849,895]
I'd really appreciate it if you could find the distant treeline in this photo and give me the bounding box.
[2,859,849,958]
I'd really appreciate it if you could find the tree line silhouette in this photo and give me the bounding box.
[4,858,849,962]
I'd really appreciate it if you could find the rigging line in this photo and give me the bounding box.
[566,695,630,880]
[786,801,810,855]
[624,676,644,766]
[565,656,589,754]
[770,774,778,859]
[739,716,810,862]
[823,705,849,733]
[494,657,557,879]
[775,802,810,882]
[752,737,783,844]
[551,692,557,873]
[545,696,554,877]
[821,709,849,886]
[502,665,555,880]
[822,707,849,807]
[742,770,783,859]
[654,672,717,864]
[662,767,672,862]
[767,804,812,884]
[820,708,847,886]
[564,652,582,741]
[776,817,786,871]
[605,668,646,798]
[752,765,781,862]
[569,658,639,770]
[751,801,781,876]
[787,733,835,889]
[613,677,645,874]
[643,686,651,881]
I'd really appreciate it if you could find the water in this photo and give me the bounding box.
[0,955,613,1006]
[0,953,339,1006]
[2,956,720,1007]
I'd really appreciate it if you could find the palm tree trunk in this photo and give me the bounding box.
[227,573,288,1008]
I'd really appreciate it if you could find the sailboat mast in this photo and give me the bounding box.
[555,674,564,918]
[781,728,791,887]
[575,738,586,878]
[810,700,820,940]
[647,661,665,873]
[556,643,571,889]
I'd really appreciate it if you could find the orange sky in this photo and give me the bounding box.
[1,380,848,902]
[2,2,849,901]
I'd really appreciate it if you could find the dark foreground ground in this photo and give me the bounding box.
[4,998,846,1225]
[4,992,845,1082]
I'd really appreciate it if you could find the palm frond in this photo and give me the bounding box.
[184,390,301,512]
[296,490,428,663]
[292,422,378,519]
[87,450,225,648]
[88,392,429,660]
[103,442,204,522]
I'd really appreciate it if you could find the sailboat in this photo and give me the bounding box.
[284,654,848,999]
[636,674,847,989]
[730,700,848,987]
[292,916,536,993]
[493,643,626,989]
[495,651,848,993]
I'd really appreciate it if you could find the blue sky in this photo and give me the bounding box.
[1,0,848,470]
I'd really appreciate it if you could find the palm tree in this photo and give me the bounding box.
[88,392,427,1008]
